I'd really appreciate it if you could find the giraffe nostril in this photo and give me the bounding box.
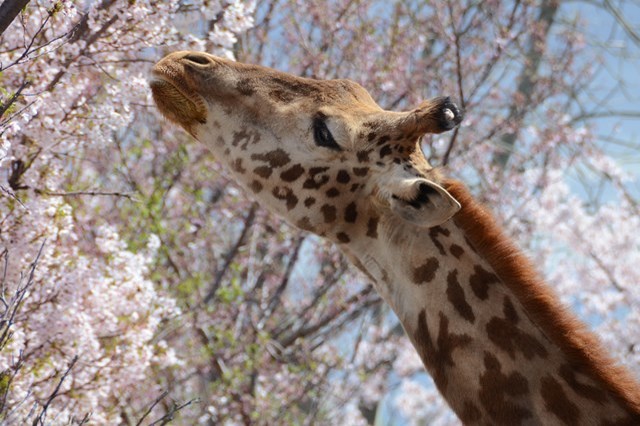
[184,53,209,66]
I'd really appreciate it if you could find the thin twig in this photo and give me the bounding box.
[32,355,79,426]
[0,80,30,118]
[263,236,305,317]
[442,126,460,167]
[136,390,169,426]
[35,189,138,201]
[0,185,28,210]
[442,0,467,166]
[148,397,200,426]
[76,412,92,425]
[203,204,257,303]
[0,241,45,349]
[0,248,9,310]
[277,286,376,348]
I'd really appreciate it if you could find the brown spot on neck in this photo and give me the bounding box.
[352,167,369,177]
[558,364,607,403]
[413,310,472,393]
[429,226,450,256]
[479,352,532,425]
[446,269,475,323]
[336,232,350,243]
[460,401,482,424]
[280,164,305,182]
[272,186,298,210]
[540,375,580,425]
[503,296,519,322]
[366,216,379,238]
[357,150,371,162]
[344,202,358,223]
[412,257,439,285]
[233,129,260,149]
[303,167,331,189]
[320,204,336,223]
[249,180,263,193]
[336,169,351,183]
[449,243,464,259]
[253,166,272,179]
[486,315,548,360]
[251,148,290,168]
[469,264,499,300]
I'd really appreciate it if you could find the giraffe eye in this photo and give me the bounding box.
[312,115,341,151]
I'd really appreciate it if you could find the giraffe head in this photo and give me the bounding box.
[151,51,463,243]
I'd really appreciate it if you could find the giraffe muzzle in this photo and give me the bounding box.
[150,53,208,130]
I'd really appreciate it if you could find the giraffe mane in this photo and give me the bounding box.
[444,178,640,414]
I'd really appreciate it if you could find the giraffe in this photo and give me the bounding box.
[150,51,640,425]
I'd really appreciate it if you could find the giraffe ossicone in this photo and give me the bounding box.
[151,51,640,425]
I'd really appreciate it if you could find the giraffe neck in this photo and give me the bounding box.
[344,180,640,425]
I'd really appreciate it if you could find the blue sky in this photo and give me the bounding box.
[564,2,640,191]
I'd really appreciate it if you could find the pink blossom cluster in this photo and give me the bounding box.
[1,0,255,422]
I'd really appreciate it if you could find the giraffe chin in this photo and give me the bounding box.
[150,78,207,132]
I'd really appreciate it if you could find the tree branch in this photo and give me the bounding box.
[277,286,376,348]
[136,390,169,426]
[0,0,30,37]
[203,203,257,304]
[148,397,200,426]
[32,355,79,426]
[441,0,467,166]
[0,80,29,119]
[492,0,559,168]
[602,0,640,46]
[34,188,138,201]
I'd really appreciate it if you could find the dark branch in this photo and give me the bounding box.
[203,204,257,303]
[0,0,30,37]
[148,397,200,426]
[0,80,29,119]
[136,390,169,426]
[32,355,79,426]
[492,0,559,168]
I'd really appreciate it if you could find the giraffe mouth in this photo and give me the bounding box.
[150,69,207,129]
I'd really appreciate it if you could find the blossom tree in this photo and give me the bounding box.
[1,0,639,425]
[0,1,255,423]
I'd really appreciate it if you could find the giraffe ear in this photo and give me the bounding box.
[389,178,461,228]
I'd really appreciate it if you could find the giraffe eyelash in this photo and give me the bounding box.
[312,114,342,151]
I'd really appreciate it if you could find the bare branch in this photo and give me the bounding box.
[263,236,305,318]
[148,397,200,426]
[569,110,640,124]
[441,1,467,166]
[0,241,46,350]
[32,355,79,426]
[136,390,169,426]
[0,0,30,37]
[0,184,28,211]
[203,203,257,304]
[492,0,560,168]
[277,286,376,348]
[34,188,138,201]
[0,80,30,119]
[602,0,640,46]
